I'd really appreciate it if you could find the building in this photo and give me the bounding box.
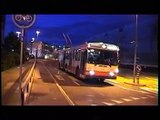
[30,41,56,59]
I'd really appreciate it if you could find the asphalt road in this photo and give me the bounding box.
[28,59,158,106]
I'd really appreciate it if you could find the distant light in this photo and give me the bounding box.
[45,55,49,59]
[12,49,14,52]
[32,38,35,42]
[90,49,94,52]
[27,47,30,51]
[88,44,91,48]
[36,31,40,36]
[130,41,135,44]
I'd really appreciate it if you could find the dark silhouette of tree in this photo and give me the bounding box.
[4,32,20,54]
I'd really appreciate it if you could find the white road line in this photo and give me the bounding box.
[91,104,97,106]
[87,94,94,97]
[105,79,118,83]
[130,96,140,100]
[141,97,148,99]
[106,81,148,94]
[73,81,80,86]
[111,99,123,104]
[121,98,132,102]
[146,95,155,98]
[68,76,76,81]
[140,87,157,94]
[102,102,115,106]
[43,64,75,106]
[55,75,64,81]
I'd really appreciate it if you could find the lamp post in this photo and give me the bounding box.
[16,31,21,38]
[36,30,40,40]
[31,37,35,55]
[35,31,40,59]
[133,15,138,83]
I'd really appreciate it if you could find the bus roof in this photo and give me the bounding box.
[61,42,119,51]
[75,42,119,51]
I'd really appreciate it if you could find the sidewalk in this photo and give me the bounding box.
[107,70,158,94]
[2,60,34,105]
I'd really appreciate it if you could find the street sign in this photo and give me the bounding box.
[12,14,36,105]
[12,14,36,29]
[136,65,141,72]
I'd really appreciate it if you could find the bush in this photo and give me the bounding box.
[1,51,20,71]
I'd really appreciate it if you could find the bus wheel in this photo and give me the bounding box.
[98,78,104,83]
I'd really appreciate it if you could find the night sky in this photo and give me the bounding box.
[4,14,158,65]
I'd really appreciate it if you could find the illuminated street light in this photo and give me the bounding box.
[16,31,21,38]
[31,37,35,54]
[36,30,40,39]
[32,37,35,42]
[35,31,40,59]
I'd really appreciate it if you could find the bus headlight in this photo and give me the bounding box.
[115,68,119,73]
[109,72,114,76]
[89,70,95,75]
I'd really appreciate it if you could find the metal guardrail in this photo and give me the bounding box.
[21,60,36,105]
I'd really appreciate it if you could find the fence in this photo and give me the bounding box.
[21,60,36,105]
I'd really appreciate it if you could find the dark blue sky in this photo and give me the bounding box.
[4,14,158,65]
[5,14,158,47]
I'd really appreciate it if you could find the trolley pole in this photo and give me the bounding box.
[133,15,138,83]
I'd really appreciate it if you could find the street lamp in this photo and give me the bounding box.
[133,14,138,83]
[16,31,21,38]
[31,37,35,55]
[36,30,40,40]
[35,31,40,59]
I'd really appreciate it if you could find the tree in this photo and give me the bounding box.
[4,32,20,53]
[1,32,21,71]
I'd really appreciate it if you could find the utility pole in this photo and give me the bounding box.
[133,15,138,83]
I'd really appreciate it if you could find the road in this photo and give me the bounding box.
[27,59,158,106]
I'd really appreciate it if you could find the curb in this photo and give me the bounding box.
[124,82,146,86]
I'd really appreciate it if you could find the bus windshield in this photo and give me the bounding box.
[87,49,118,65]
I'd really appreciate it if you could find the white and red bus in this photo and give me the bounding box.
[58,42,120,81]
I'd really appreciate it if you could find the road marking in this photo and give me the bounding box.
[106,80,148,94]
[73,81,80,86]
[102,102,115,106]
[121,98,132,102]
[105,79,118,83]
[141,97,148,99]
[130,96,140,100]
[68,75,76,81]
[146,95,155,98]
[91,104,97,106]
[145,77,155,80]
[55,75,64,81]
[43,64,75,106]
[87,94,94,97]
[140,87,157,94]
[111,99,123,104]
[52,97,57,100]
